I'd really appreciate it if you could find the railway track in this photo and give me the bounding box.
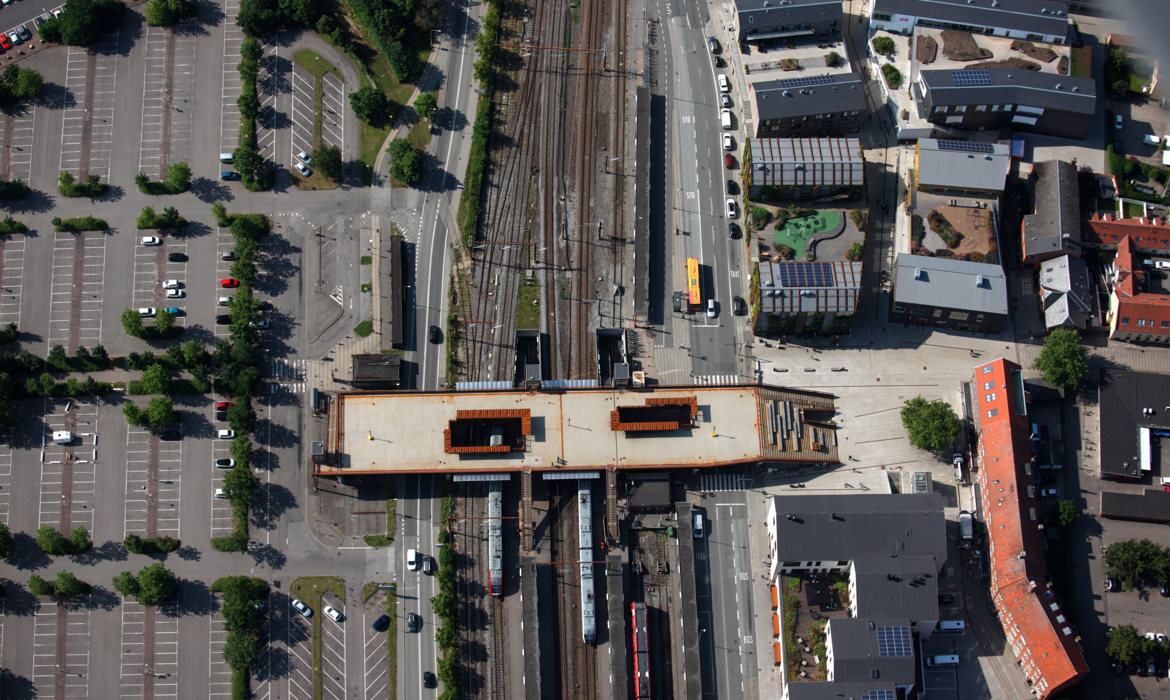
[489,595,508,699]
[547,481,598,700]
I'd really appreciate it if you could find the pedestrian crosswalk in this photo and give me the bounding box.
[271,358,306,394]
[700,472,747,493]
[692,374,743,386]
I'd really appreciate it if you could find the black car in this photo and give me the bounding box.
[1161,583,1170,597]
[733,295,746,316]
[429,325,442,344]
[257,300,273,311]
[728,222,740,239]
[158,429,181,441]
[407,612,421,633]
[938,593,955,605]
[423,671,437,688]
[727,179,738,195]
[216,315,232,325]
[372,614,390,632]
[167,252,187,262]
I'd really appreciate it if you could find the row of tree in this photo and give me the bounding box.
[1106,538,1170,591]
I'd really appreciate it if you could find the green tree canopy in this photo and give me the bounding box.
[145,396,178,427]
[36,525,67,555]
[313,144,342,182]
[140,364,171,395]
[1107,624,1151,666]
[1033,327,1088,391]
[224,465,260,506]
[414,92,438,121]
[388,138,423,185]
[349,86,391,127]
[0,520,13,560]
[900,396,961,453]
[112,570,141,598]
[136,563,178,605]
[37,0,125,46]
[145,0,197,26]
[52,571,89,598]
[121,308,145,338]
[1056,500,1079,530]
[166,162,191,191]
[1106,538,1170,588]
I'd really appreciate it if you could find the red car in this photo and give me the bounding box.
[220,278,239,288]
[216,401,233,410]
[724,154,734,169]
[0,35,11,52]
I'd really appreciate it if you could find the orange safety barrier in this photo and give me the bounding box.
[772,613,780,637]
[774,642,783,666]
[771,586,779,610]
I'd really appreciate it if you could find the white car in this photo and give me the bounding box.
[291,599,313,617]
[138,307,156,317]
[8,31,20,46]
[53,8,64,17]
[214,488,226,499]
[720,93,731,108]
[323,605,344,622]
[141,236,162,246]
[1115,114,1124,130]
[707,299,717,318]
[217,429,236,440]
[165,289,184,299]
[294,162,312,177]
[214,458,235,469]
[726,198,737,219]
[296,150,312,165]
[722,134,734,151]
[161,279,181,289]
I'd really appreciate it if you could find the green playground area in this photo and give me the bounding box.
[773,211,840,252]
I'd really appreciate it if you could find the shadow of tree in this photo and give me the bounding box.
[7,532,51,571]
[0,667,35,698]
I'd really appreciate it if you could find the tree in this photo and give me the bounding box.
[230,435,253,466]
[227,399,256,435]
[145,396,178,427]
[136,563,178,606]
[36,525,67,555]
[122,308,145,338]
[223,631,262,670]
[112,571,141,598]
[824,51,843,67]
[313,144,342,181]
[27,573,53,596]
[900,396,961,453]
[349,86,391,127]
[233,143,264,181]
[414,92,438,121]
[166,162,191,192]
[145,0,197,26]
[47,344,67,368]
[0,520,13,560]
[52,571,88,598]
[123,402,145,427]
[37,0,125,46]
[224,466,260,506]
[90,344,109,365]
[238,92,261,120]
[1106,538,1170,588]
[1033,328,1088,391]
[240,36,263,64]
[388,138,423,185]
[182,340,208,370]
[1107,624,1150,666]
[1056,500,1079,529]
[140,364,172,395]
[69,525,92,553]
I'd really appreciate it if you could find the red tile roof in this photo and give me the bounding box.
[973,359,1089,698]
[1083,213,1170,252]
[1111,236,1170,340]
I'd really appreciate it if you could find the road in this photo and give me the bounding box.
[397,476,441,699]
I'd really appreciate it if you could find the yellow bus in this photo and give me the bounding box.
[686,258,701,310]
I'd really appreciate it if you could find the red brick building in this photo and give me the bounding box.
[1082,213,1170,252]
[1109,236,1170,343]
[971,359,1089,698]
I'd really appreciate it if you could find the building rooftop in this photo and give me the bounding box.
[852,556,940,622]
[1100,489,1170,523]
[752,73,866,122]
[828,617,917,685]
[1098,368,1170,481]
[1110,236,1170,342]
[1083,213,1170,253]
[973,359,1089,699]
[892,254,1009,316]
[759,261,863,315]
[323,384,839,475]
[1039,255,1092,330]
[918,69,1095,115]
[916,138,1010,193]
[1022,161,1081,263]
[749,137,863,189]
[785,683,900,700]
[871,0,1070,39]
[770,493,946,563]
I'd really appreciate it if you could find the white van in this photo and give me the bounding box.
[926,654,960,667]
[407,548,419,570]
[51,430,74,444]
[721,108,732,130]
[220,153,234,164]
[936,620,966,633]
[218,296,233,306]
[693,511,704,538]
[717,74,730,93]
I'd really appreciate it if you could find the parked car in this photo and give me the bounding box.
[725,197,736,219]
[220,278,239,288]
[162,307,181,315]
[7,31,20,46]
[0,35,11,52]
[727,179,738,195]
[291,599,312,617]
[250,319,269,329]
[323,605,344,622]
[162,280,181,289]
[215,315,231,325]
[138,307,156,317]
[1039,487,1059,497]
[724,154,734,169]
[216,401,233,410]
[1115,114,1124,130]
[221,251,238,261]
[15,25,29,42]
[1105,577,1119,592]
[167,252,187,262]
[158,429,181,441]
[733,295,746,315]
[720,93,731,108]
[165,289,184,299]
[423,671,437,688]
[372,615,390,632]
[294,162,312,177]
[215,458,235,469]
[722,133,734,151]
[217,429,235,440]
[707,298,717,318]
[214,488,226,499]
[296,150,313,165]
[141,236,162,246]
[938,593,955,605]
[220,171,240,181]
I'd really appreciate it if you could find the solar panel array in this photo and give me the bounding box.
[778,74,837,90]
[952,69,992,86]
[876,626,913,657]
[777,262,835,288]
[936,140,996,153]
[863,691,897,700]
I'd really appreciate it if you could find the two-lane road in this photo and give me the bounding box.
[398,476,440,698]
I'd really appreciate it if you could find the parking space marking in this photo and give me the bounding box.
[210,436,236,538]
[0,235,24,327]
[140,27,198,176]
[363,611,389,700]
[124,425,182,538]
[119,602,146,698]
[133,243,188,327]
[288,612,314,699]
[319,610,347,700]
[321,72,346,152]
[59,32,119,178]
[48,231,106,351]
[209,614,232,698]
[214,233,237,339]
[0,434,9,525]
[58,45,89,175]
[219,0,244,156]
[32,601,59,691]
[154,605,180,698]
[38,403,99,532]
[290,66,315,160]
[33,600,91,697]
[6,104,34,182]
[137,26,169,176]
[255,45,280,161]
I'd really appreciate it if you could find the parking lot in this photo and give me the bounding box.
[290,66,347,167]
[48,231,107,352]
[363,603,390,700]
[287,606,315,699]
[38,402,99,532]
[320,593,347,700]
[209,431,236,538]
[32,601,91,697]
[124,426,183,539]
[120,602,180,699]
[0,105,35,182]
[59,32,120,178]
[0,432,10,526]
[133,238,189,325]
[138,25,197,176]
[0,234,25,327]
